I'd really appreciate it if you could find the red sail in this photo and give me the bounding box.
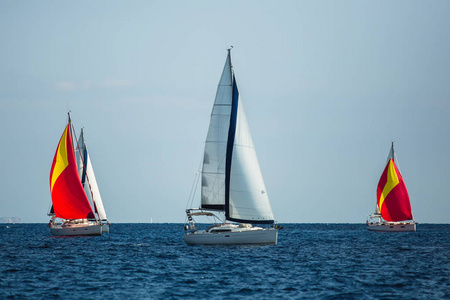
[49,124,95,219]
[376,159,412,222]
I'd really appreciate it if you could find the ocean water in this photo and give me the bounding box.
[1,224,449,299]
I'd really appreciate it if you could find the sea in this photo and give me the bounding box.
[1,224,449,299]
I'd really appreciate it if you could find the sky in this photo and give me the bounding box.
[1,1,449,223]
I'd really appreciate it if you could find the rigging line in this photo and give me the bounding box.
[186,153,204,210]
[186,171,200,211]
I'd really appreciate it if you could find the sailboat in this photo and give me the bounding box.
[184,49,280,245]
[48,113,108,236]
[367,142,416,232]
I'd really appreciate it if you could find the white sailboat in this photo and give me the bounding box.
[367,142,416,232]
[48,113,109,236]
[184,49,280,245]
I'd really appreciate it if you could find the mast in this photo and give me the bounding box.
[391,141,395,164]
[228,46,233,83]
[224,48,238,221]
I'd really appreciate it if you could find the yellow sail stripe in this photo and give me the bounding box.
[50,126,70,192]
[378,159,400,212]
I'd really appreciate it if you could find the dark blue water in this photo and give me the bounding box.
[1,224,449,299]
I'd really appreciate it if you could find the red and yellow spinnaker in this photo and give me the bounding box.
[376,158,412,222]
[49,124,94,220]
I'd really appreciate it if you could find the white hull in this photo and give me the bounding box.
[50,223,102,236]
[367,222,416,232]
[184,228,278,245]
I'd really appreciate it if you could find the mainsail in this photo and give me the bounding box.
[201,53,232,211]
[376,143,413,222]
[201,50,274,224]
[50,122,95,220]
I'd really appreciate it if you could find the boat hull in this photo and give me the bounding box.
[367,222,416,232]
[184,228,278,245]
[50,223,102,236]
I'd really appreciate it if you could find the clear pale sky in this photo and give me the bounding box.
[1,1,449,223]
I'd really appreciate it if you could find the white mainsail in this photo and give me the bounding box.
[201,53,233,210]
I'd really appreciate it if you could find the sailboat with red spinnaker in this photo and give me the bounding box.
[367,142,416,232]
[48,113,108,236]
